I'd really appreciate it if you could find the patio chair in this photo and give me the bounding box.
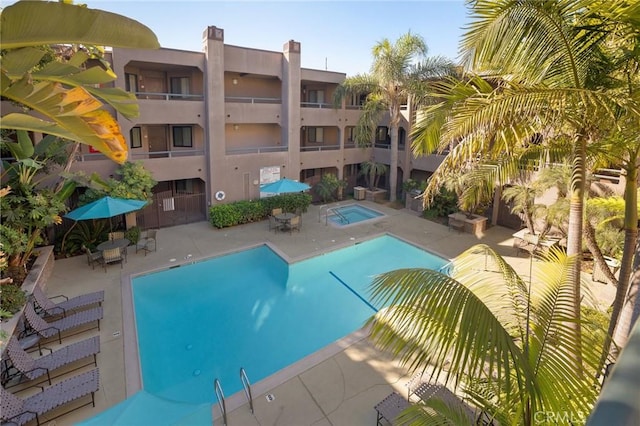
[22,302,102,345]
[271,208,282,216]
[1,335,99,387]
[102,247,124,270]
[135,229,157,255]
[287,215,301,234]
[31,286,104,318]
[0,368,99,426]
[108,231,125,241]
[82,245,103,270]
[268,215,283,233]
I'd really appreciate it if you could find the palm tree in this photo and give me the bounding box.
[333,32,455,202]
[367,246,604,426]
[411,0,640,363]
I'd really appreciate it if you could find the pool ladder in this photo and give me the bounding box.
[240,367,254,414]
[325,207,349,226]
[214,368,254,425]
[214,378,227,426]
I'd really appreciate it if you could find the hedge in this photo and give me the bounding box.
[209,193,312,229]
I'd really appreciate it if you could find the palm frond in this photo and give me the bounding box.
[367,259,533,403]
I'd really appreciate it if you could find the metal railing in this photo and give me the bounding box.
[214,378,227,426]
[300,102,334,109]
[74,149,204,162]
[226,146,288,155]
[134,91,204,101]
[224,96,281,104]
[240,367,254,414]
[300,144,340,152]
[325,207,349,225]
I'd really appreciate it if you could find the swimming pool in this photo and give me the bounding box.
[131,235,448,405]
[327,204,384,226]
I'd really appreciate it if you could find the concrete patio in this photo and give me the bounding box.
[30,200,615,425]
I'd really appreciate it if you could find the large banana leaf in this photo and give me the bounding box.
[0,1,160,49]
[0,1,160,163]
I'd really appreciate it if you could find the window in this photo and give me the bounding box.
[130,127,142,148]
[125,73,138,93]
[308,127,324,143]
[172,126,193,147]
[308,89,324,104]
[175,179,193,194]
[376,126,389,143]
[347,127,354,142]
[170,77,190,99]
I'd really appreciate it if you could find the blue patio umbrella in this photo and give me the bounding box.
[65,196,147,221]
[76,390,212,425]
[260,178,310,194]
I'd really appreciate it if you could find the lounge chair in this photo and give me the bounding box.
[82,245,103,270]
[1,335,99,387]
[31,286,104,318]
[375,391,410,426]
[102,247,124,270]
[0,368,99,426]
[22,302,102,345]
[135,229,157,255]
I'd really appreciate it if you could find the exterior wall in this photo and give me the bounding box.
[62,25,450,212]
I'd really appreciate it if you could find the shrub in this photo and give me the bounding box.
[209,193,312,229]
[125,226,141,245]
[0,284,27,315]
[422,186,458,218]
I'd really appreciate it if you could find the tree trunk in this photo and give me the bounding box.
[584,221,619,286]
[606,165,639,356]
[566,137,586,369]
[389,104,401,203]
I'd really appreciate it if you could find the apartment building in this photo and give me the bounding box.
[68,26,446,227]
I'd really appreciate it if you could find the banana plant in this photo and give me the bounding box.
[0,1,159,164]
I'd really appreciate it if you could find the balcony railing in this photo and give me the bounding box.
[300,102,333,109]
[345,105,364,110]
[374,143,406,150]
[224,96,281,104]
[300,144,340,152]
[74,149,204,162]
[226,146,288,155]
[134,92,204,101]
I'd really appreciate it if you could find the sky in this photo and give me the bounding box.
[79,0,471,76]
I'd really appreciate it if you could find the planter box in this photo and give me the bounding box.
[365,188,388,202]
[405,190,424,213]
[0,246,55,347]
[448,213,487,237]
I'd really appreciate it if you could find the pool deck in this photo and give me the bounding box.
[33,201,615,425]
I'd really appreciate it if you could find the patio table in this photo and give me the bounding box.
[97,238,130,252]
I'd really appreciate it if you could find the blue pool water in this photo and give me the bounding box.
[131,235,447,404]
[328,204,384,226]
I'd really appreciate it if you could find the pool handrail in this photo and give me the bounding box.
[240,367,254,414]
[325,207,349,226]
[214,378,227,425]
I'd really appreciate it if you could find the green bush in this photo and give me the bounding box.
[422,186,458,218]
[125,226,141,245]
[0,284,27,315]
[209,193,312,229]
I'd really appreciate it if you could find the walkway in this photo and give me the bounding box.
[37,201,615,425]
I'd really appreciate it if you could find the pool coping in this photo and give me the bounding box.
[121,231,452,419]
